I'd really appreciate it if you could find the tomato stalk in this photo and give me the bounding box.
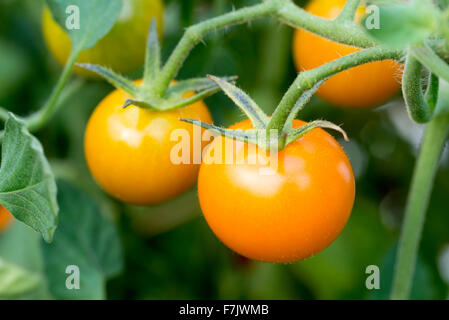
[151,0,379,98]
[335,0,361,22]
[411,44,449,84]
[402,52,438,123]
[391,112,449,300]
[27,49,82,132]
[267,45,404,133]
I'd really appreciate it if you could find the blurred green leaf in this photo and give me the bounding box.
[0,39,29,99]
[41,180,123,300]
[45,0,122,51]
[0,222,50,299]
[0,258,41,299]
[362,0,439,48]
[0,114,58,242]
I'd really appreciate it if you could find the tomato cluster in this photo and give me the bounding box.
[41,0,402,263]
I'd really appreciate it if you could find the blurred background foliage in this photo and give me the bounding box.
[1,0,449,299]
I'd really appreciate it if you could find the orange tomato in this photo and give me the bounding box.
[0,205,13,232]
[42,0,164,78]
[84,80,213,205]
[292,0,401,108]
[198,119,355,263]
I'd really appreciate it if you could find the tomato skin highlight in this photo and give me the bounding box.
[292,0,401,108]
[42,0,164,78]
[0,206,13,232]
[84,80,213,205]
[198,120,355,263]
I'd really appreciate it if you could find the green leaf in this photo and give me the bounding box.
[0,114,58,242]
[362,0,439,48]
[0,222,51,299]
[41,181,123,300]
[46,0,122,51]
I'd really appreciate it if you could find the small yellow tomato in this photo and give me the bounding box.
[84,80,213,205]
[42,0,164,78]
[293,0,402,108]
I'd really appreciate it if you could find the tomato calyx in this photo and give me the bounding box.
[181,75,348,152]
[77,20,235,111]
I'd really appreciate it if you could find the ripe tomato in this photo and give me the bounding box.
[42,0,164,78]
[292,0,401,108]
[198,119,355,263]
[84,80,213,205]
[0,206,13,232]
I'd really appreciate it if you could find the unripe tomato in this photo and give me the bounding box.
[292,0,401,108]
[0,206,13,232]
[42,0,164,78]
[84,80,213,205]
[198,119,355,263]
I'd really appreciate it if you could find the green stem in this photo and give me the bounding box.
[411,44,449,84]
[276,0,375,48]
[335,0,361,22]
[268,46,403,132]
[26,49,80,132]
[402,53,433,123]
[390,113,449,300]
[151,0,378,97]
[150,0,279,97]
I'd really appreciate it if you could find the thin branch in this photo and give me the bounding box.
[335,0,361,22]
[268,45,404,131]
[402,53,433,123]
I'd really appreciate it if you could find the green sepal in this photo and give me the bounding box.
[207,75,270,129]
[124,86,222,110]
[122,98,159,110]
[166,76,237,98]
[180,119,285,151]
[143,19,161,87]
[286,120,348,146]
[179,119,259,145]
[76,63,140,97]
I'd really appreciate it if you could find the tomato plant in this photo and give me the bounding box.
[42,0,164,78]
[84,80,212,205]
[1,0,449,302]
[198,119,355,263]
[292,0,402,108]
